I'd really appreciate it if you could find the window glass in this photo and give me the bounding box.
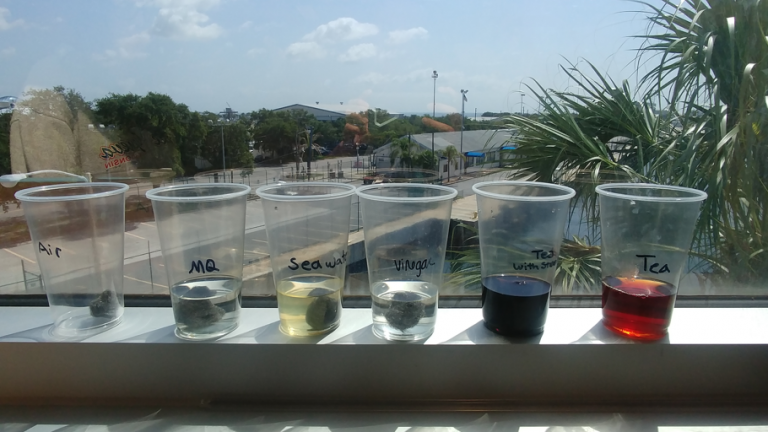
[0,0,764,300]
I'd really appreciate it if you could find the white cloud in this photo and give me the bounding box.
[0,7,24,31]
[138,0,222,40]
[246,47,265,57]
[355,68,434,85]
[120,32,151,46]
[287,17,377,60]
[344,98,370,112]
[239,20,252,30]
[96,31,150,61]
[338,43,376,63]
[97,0,221,63]
[356,72,388,85]
[97,47,147,60]
[54,17,64,23]
[438,86,456,95]
[302,17,377,43]
[388,27,427,44]
[287,41,325,59]
[1,47,15,56]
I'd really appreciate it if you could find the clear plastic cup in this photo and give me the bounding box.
[596,183,707,340]
[146,183,250,340]
[256,182,355,337]
[472,181,575,336]
[357,184,457,341]
[15,183,129,338]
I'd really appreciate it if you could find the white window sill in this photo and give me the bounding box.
[1,307,767,408]
[1,307,768,345]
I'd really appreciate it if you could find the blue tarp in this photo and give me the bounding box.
[465,151,485,157]
[501,146,516,150]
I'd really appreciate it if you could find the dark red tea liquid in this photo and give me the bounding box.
[601,276,676,340]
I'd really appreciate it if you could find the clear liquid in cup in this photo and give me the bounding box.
[276,275,343,336]
[371,281,438,341]
[170,276,242,340]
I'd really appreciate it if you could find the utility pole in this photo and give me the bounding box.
[217,107,238,182]
[306,126,314,181]
[432,70,438,178]
[461,89,468,176]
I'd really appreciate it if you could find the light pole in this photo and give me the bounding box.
[210,107,238,183]
[431,70,438,177]
[460,89,468,175]
[306,125,314,181]
[220,123,225,179]
[510,90,525,115]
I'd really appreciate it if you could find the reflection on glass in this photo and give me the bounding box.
[0,1,764,299]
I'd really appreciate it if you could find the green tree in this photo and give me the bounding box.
[201,121,253,171]
[501,0,768,289]
[249,109,322,173]
[93,92,197,175]
[389,137,417,168]
[250,109,294,161]
[0,112,10,175]
[52,85,92,129]
[414,150,438,171]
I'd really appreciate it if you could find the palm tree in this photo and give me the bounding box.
[499,0,768,290]
[389,137,417,168]
[442,145,462,182]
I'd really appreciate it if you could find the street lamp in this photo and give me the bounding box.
[208,107,238,183]
[460,89,468,175]
[306,125,314,181]
[208,119,226,181]
[431,70,438,176]
[510,90,525,115]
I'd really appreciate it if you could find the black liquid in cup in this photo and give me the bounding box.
[481,274,551,336]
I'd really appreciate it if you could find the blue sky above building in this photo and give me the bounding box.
[1,0,656,114]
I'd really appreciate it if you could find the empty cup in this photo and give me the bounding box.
[472,181,575,336]
[256,182,355,337]
[596,183,707,340]
[357,184,457,341]
[15,182,129,338]
[146,183,250,340]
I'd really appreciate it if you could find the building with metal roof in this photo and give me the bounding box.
[372,129,518,172]
[272,103,346,122]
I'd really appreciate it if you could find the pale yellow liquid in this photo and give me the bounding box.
[276,274,343,337]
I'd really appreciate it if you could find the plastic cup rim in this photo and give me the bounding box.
[595,183,708,202]
[15,182,130,202]
[256,182,356,202]
[355,183,458,203]
[472,181,576,202]
[145,183,251,202]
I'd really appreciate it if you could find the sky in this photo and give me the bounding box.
[0,0,661,115]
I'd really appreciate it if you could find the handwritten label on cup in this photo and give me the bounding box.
[394,258,436,278]
[511,249,557,271]
[189,259,220,274]
[39,242,62,258]
[636,254,670,274]
[288,250,348,272]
